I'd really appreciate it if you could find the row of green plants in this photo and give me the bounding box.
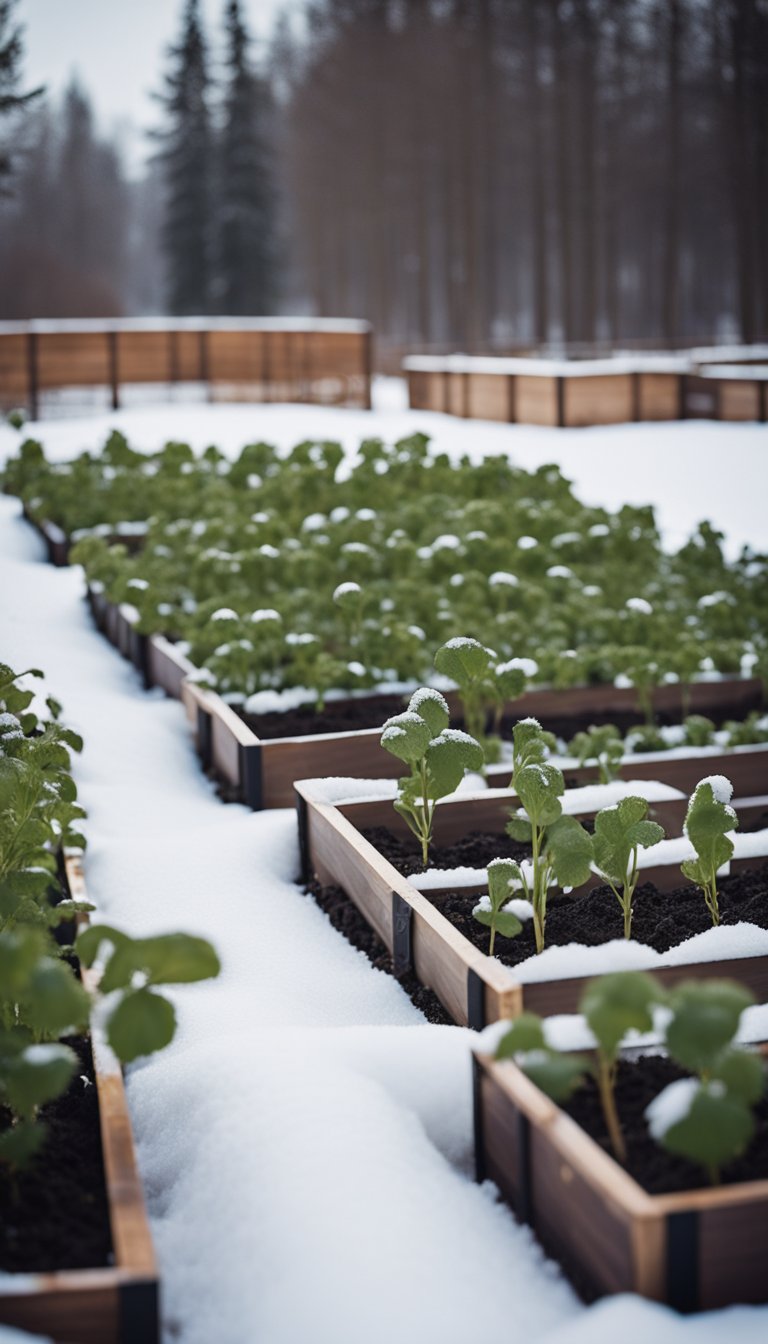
[4,431,766,712]
[569,712,768,782]
[0,661,220,1169]
[381,690,740,952]
[496,971,764,1185]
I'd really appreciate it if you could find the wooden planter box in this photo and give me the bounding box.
[487,742,768,802]
[296,782,768,1025]
[0,854,159,1344]
[472,1047,768,1310]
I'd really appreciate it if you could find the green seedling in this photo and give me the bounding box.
[683,715,716,748]
[381,688,483,866]
[434,636,494,749]
[568,724,624,783]
[507,720,593,953]
[581,971,660,1163]
[647,981,765,1184]
[680,776,738,926]
[592,796,664,939]
[473,858,523,956]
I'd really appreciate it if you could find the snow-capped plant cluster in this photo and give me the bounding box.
[5,430,766,707]
[495,971,766,1185]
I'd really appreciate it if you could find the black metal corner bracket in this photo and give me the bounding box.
[666,1210,699,1313]
[471,1054,486,1184]
[467,967,486,1031]
[119,1278,159,1344]
[391,891,413,978]
[295,789,310,884]
[196,705,213,770]
[239,741,263,811]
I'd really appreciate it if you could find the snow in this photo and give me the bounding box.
[2,400,768,1342]
[560,779,685,810]
[645,1078,699,1139]
[513,924,768,985]
[695,774,734,805]
[403,353,693,376]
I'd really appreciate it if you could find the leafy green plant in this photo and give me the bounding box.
[683,714,716,748]
[681,776,738,926]
[472,858,523,956]
[506,720,593,953]
[580,972,659,1162]
[495,1013,588,1101]
[380,688,483,866]
[724,712,768,747]
[592,796,665,938]
[568,724,624,783]
[647,981,765,1184]
[76,925,221,1063]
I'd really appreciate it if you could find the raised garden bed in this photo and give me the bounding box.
[0,853,159,1344]
[296,781,768,1024]
[487,741,768,800]
[472,1042,768,1309]
[88,588,764,810]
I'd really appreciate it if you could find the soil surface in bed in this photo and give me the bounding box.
[362,827,768,968]
[563,1053,768,1195]
[0,1035,112,1272]
[239,694,407,740]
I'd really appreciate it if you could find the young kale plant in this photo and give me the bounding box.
[473,858,523,957]
[681,776,738,926]
[506,719,593,953]
[592,796,665,939]
[380,688,484,866]
[568,724,624,784]
[646,980,765,1184]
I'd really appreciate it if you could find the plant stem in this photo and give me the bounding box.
[489,922,496,957]
[596,1054,626,1163]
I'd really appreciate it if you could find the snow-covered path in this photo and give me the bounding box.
[2,419,768,1342]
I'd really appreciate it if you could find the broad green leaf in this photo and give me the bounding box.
[0,928,48,999]
[407,688,449,737]
[506,812,533,844]
[487,858,522,909]
[514,761,564,827]
[592,797,664,883]
[495,1013,547,1058]
[580,971,660,1058]
[713,1049,765,1104]
[23,958,89,1036]
[2,1043,77,1118]
[425,729,484,800]
[381,711,432,763]
[520,1049,589,1103]
[107,987,176,1063]
[658,1083,754,1173]
[434,638,492,689]
[512,718,549,772]
[494,665,526,702]
[76,923,131,968]
[666,981,754,1074]
[473,906,522,941]
[684,780,737,872]
[136,933,221,986]
[546,815,593,888]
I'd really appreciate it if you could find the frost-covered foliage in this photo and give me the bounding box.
[681,777,739,925]
[381,689,483,865]
[5,430,767,709]
[495,971,766,1182]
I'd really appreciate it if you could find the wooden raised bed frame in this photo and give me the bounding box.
[89,588,764,811]
[487,742,768,801]
[472,1046,768,1310]
[297,782,768,1027]
[0,854,159,1344]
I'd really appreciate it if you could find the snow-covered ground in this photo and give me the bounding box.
[2,397,768,1344]
[1,377,766,558]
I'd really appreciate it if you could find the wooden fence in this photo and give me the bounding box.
[0,319,373,418]
[404,353,768,427]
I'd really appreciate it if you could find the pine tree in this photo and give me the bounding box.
[155,0,212,314]
[216,0,276,314]
[0,0,43,192]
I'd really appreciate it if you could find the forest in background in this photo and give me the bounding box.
[1,0,767,358]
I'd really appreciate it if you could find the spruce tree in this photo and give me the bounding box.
[0,0,43,192]
[217,0,276,314]
[156,0,212,314]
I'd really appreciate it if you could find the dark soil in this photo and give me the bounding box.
[240,693,408,740]
[563,1053,768,1195]
[361,826,768,967]
[305,879,452,1024]
[0,1035,113,1272]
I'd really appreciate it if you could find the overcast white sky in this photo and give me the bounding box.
[18,0,294,173]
